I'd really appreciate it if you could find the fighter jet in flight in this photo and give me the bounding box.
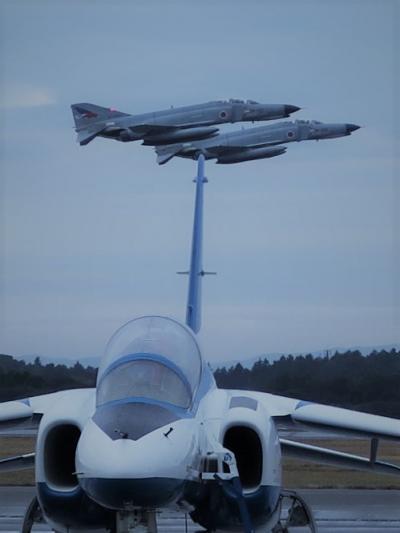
[71,99,300,146]
[155,119,360,164]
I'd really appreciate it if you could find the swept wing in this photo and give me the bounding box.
[0,389,95,473]
[0,389,95,427]
[155,142,252,165]
[155,139,287,165]
[241,390,400,439]
[226,390,400,475]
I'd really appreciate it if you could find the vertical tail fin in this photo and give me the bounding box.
[186,155,207,333]
[71,103,128,129]
[71,103,129,146]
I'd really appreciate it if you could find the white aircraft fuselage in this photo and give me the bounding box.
[34,316,281,532]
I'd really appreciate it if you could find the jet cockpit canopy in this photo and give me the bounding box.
[96,316,202,409]
[213,98,260,105]
[228,98,260,104]
[296,120,322,125]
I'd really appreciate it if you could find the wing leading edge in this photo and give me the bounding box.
[0,389,95,427]
[244,390,400,440]
[0,389,95,473]
[227,390,400,475]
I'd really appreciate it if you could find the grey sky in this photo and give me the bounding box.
[1,0,399,362]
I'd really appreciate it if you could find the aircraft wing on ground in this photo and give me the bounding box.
[243,390,400,440]
[0,389,95,473]
[0,389,95,428]
[231,390,400,476]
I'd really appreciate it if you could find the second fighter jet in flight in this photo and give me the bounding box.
[71,99,300,146]
[155,119,360,164]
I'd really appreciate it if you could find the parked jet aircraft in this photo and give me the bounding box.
[155,120,360,164]
[71,100,300,146]
[1,156,399,533]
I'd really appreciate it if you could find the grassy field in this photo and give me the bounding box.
[1,436,400,488]
[283,438,400,488]
[0,437,36,485]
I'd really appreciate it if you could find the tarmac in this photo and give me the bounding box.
[0,487,399,532]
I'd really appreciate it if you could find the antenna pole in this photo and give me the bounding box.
[186,155,207,333]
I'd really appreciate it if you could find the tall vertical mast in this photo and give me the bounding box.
[185,155,208,334]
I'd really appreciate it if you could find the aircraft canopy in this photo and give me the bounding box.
[96,316,202,408]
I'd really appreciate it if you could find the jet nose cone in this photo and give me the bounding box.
[346,123,360,133]
[77,417,198,510]
[285,105,301,115]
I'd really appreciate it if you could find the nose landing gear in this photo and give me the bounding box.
[115,510,158,533]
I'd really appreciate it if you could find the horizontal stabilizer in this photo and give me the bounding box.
[71,103,129,145]
[157,153,176,165]
[281,438,400,476]
[0,452,35,473]
[155,144,183,165]
[76,127,105,146]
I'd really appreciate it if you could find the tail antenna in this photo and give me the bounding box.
[181,154,215,333]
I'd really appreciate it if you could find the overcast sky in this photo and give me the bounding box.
[0,0,399,363]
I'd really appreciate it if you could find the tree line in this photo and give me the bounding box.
[1,349,399,418]
[0,355,96,402]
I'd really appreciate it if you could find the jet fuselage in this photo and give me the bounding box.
[155,119,360,164]
[71,99,300,146]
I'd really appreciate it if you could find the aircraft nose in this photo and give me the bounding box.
[81,477,185,510]
[346,123,360,133]
[77,416,197,510]
[285,105,301,115]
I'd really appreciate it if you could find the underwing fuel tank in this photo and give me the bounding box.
[216,145,287,164]
[142,126,219,145]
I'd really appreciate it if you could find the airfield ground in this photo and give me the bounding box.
[1,486,399,532]
[1,436,400,488]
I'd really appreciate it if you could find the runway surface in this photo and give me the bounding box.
[1,487,400,532]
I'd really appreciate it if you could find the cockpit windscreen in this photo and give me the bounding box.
[96,316,202,408]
